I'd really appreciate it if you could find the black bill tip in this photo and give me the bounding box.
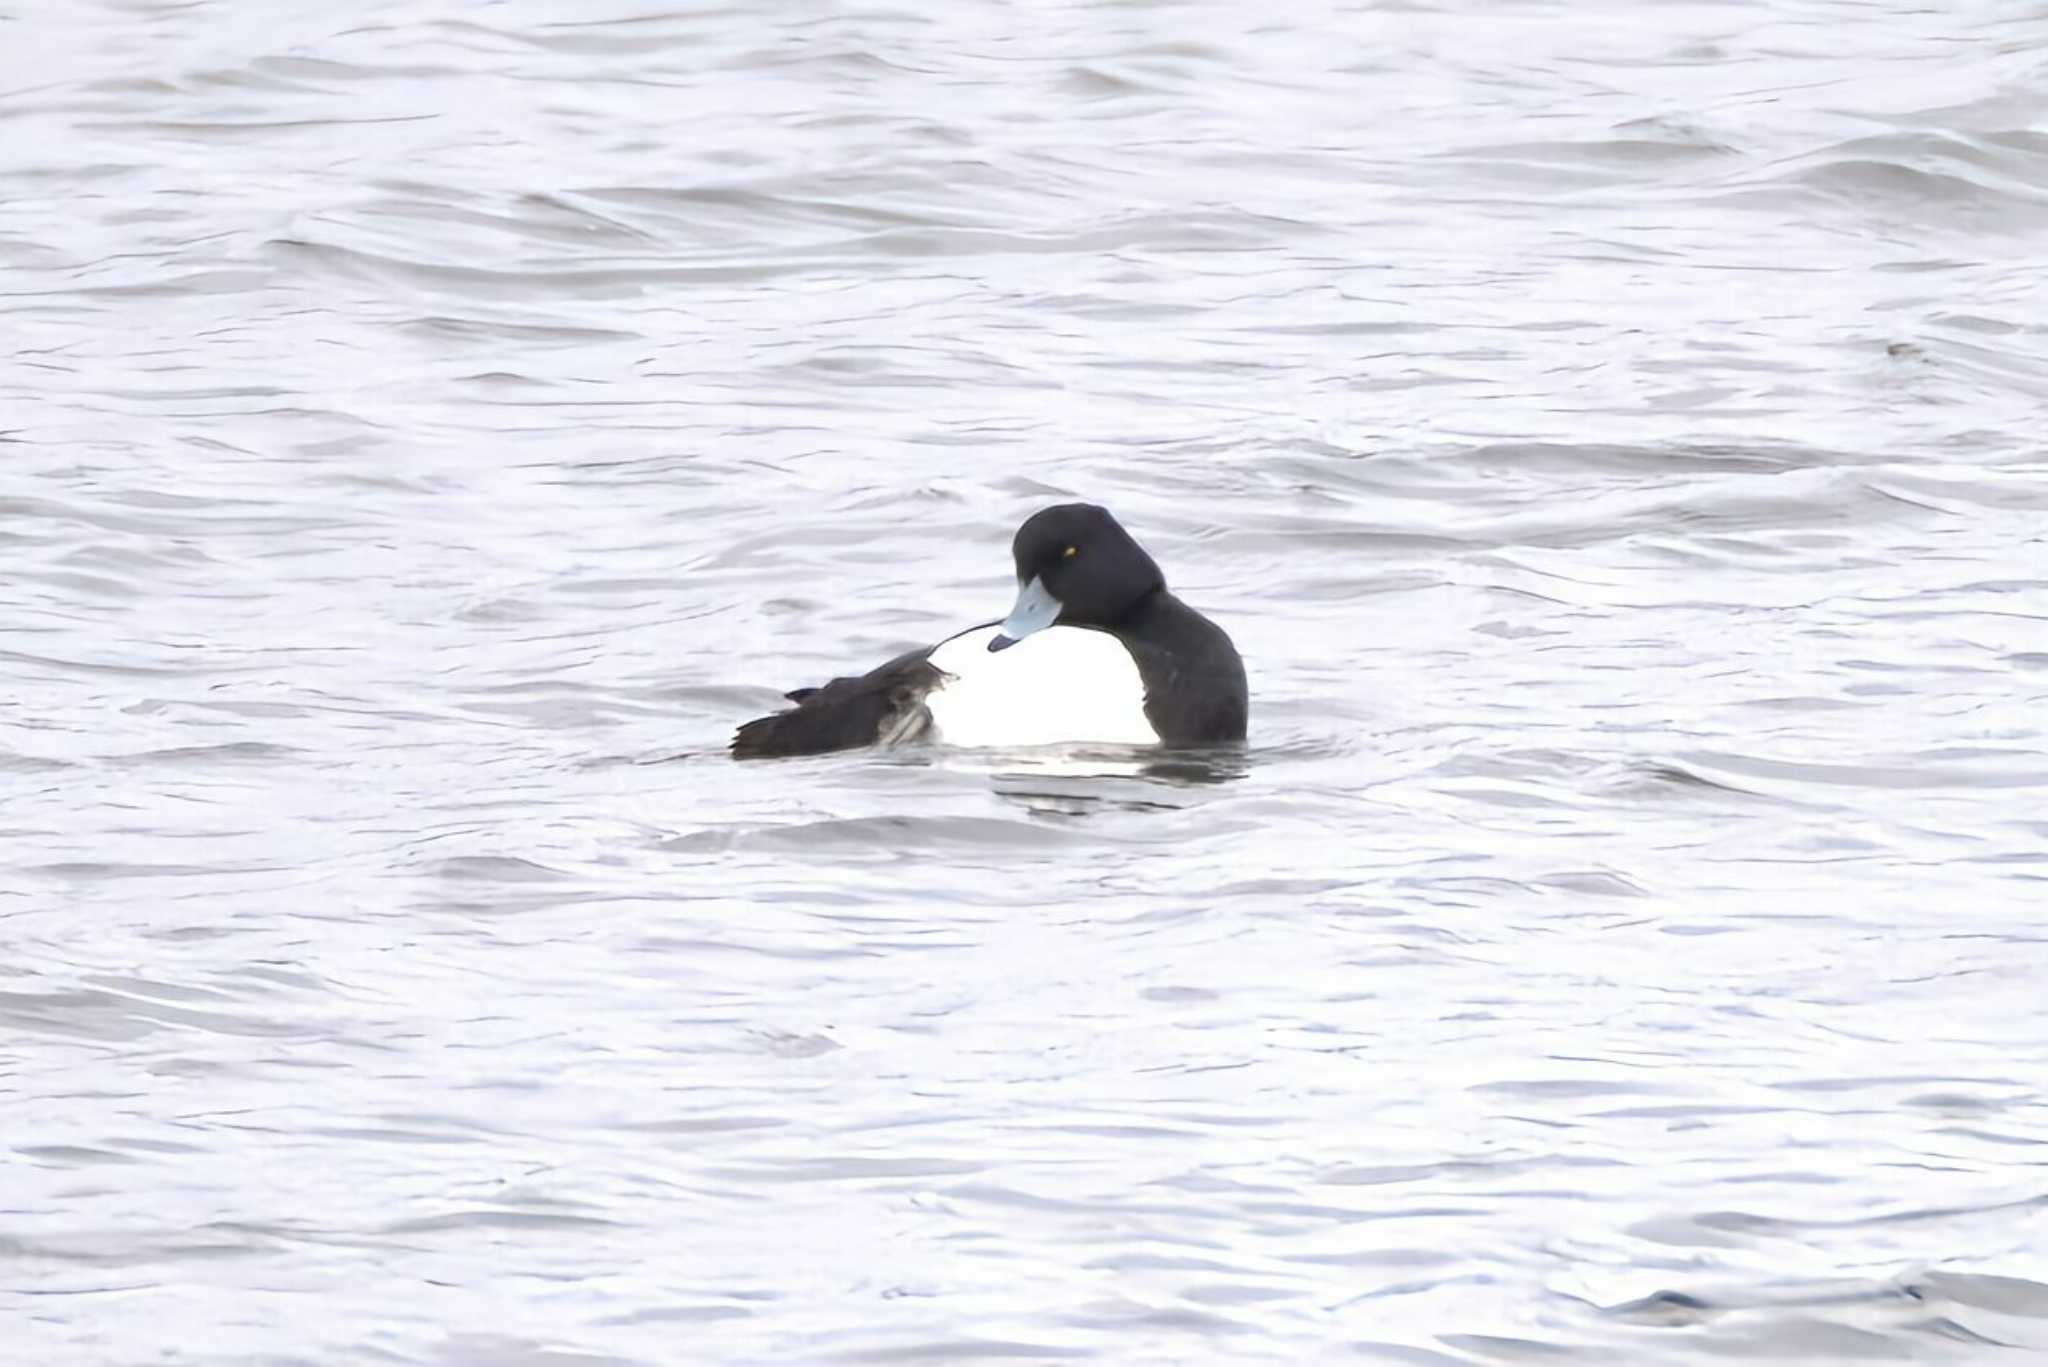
[988,634,1018,653]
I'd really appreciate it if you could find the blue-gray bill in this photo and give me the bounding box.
[988,575,1062,652]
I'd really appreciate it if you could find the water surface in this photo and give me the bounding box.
[5,1,2048,1362]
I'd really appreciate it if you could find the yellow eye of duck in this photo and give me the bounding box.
[1062,545,1077,558]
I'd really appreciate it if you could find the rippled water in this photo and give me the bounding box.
[7,2,2048,1362]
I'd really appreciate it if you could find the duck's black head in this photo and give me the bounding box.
[991,503,1164,651]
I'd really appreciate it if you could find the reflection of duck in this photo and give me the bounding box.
[982,747,1254,821]
[733,504,1247,759]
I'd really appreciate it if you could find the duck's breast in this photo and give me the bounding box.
[923,625,1157,748]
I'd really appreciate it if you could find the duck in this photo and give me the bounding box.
[731,504,1246,758]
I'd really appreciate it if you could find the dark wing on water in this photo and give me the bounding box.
[730,646,943,759]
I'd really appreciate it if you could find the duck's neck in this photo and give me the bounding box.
[1116,587,1199,639]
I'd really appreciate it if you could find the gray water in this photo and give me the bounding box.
[5,2,2048,1363]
